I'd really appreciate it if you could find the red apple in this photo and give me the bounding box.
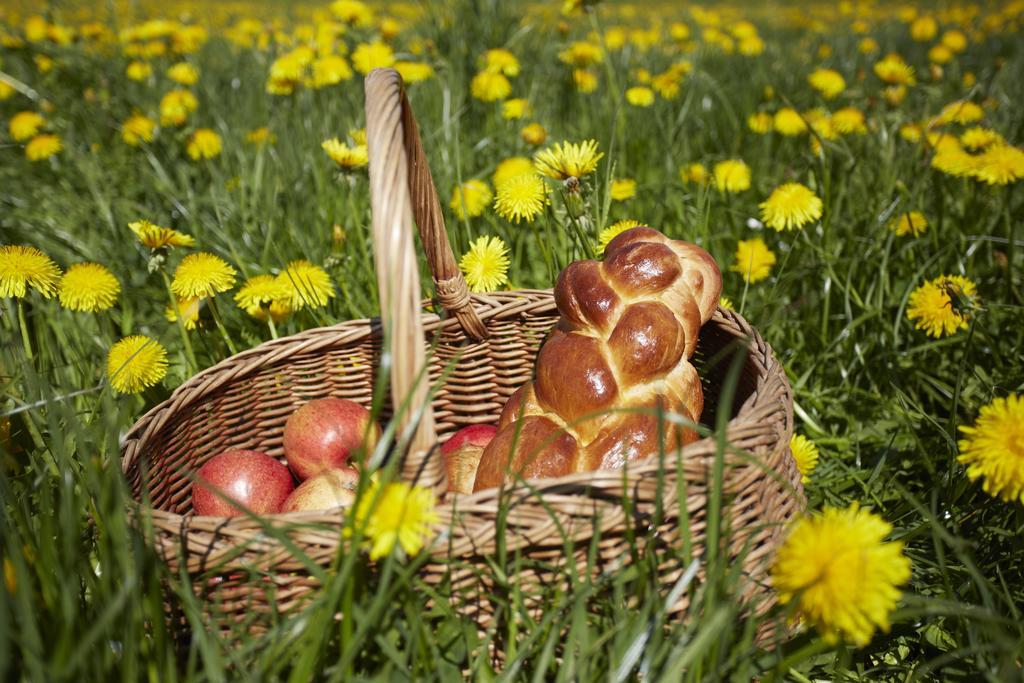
[283,398,380,480]
[192,450,295,517]
[281,467,360,512]
[440,424,498,494]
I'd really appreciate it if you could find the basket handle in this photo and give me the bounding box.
[365,69,488,341]
[364,68,481,491]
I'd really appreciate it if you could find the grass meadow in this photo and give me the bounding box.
[1,0,1023,680]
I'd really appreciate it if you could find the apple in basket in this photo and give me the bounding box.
[283,398,381,480]
[281,466,360,512]
[192,450,295,517]
[440,424,498,494]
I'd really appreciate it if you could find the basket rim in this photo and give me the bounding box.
[120,291,793,525]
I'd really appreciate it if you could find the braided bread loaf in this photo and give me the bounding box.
[470,226,721,492]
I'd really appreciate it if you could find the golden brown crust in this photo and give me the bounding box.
[607,301,686,384]
[473,416,580,491]
[534,330,619,429]
[472,226,722,491]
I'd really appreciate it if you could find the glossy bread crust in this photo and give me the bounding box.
[472,226,721,492]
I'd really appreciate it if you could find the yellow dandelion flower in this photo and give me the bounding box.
[170,252,237,298]
[310,54,353,88]
[558,41,603,67]
[934,100,984,126]
[889,211,928,237]
[34,55,54,74]
[832,107,867,135]
[126,60,152,81]
[739,35,765,56]
[960,127,1004,151]
[470,70,511,102]
[906,274,978,338]
[9,111,45,142]
[121,114,156,146]
[322,138,368,169]
[942,29,968,53]
[748,111,773,134]
[165,296,202,330]
[874,54,916,86]
[501,98,529,120]
[899,123,923,143]
[790,434,819,484]
[266,47,311,94]
[128,219,195,250]
[234,274,289,318]
[25,134,62,161]
[774,108,808,136]
[931,139,978,177]
[651,71,682,100]
[331,0,374,26]
[760,183,823,231]
[186,128,222,160]
[719,296,734,311]
[352,42,395,75]
[597,219,644,255]
[0,245,61,298]
[0,81,15,101]
[459,235,509,292]
[494,174,547,224]
[246,127,275,146]
[731,238,775,283]
[884,85,908,107]
[534,139,604,181]
[680,162,708,186]
[910,15,937,42]
[350,481,439,560]
[521,122,547,146]
[713,159,751,193]
[449,179,493,220]
[958,394,1024,503]
[58,263,120,312]
[573,69,599,94]
[167,62,199,86]
[106,335,168,394]
[393,61,434,84]
[625,86,655,107]
[970,145,1024,185]
[610,178,637,201]
[772,504,911,647]
[492,156,535,186]
[859,37,880,54]
[159,89,198,126]
[349,128,367,146]
[484,48,520,77]
[275,260,335,310]
[808,68,845,99]
[929,44,953,65]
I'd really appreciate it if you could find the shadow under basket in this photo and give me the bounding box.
[121,294,803,639]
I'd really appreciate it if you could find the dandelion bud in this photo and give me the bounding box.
[147,253,166,273]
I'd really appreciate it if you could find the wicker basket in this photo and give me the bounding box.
[120,68,804,640]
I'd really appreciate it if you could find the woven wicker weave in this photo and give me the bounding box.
[120,68,803,638]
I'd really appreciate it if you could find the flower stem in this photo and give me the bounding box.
[1003,189,1018,303]
[207,298,238,356]
[266,315,278,340]
[160,270,198,373]
[17,299,34,363]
